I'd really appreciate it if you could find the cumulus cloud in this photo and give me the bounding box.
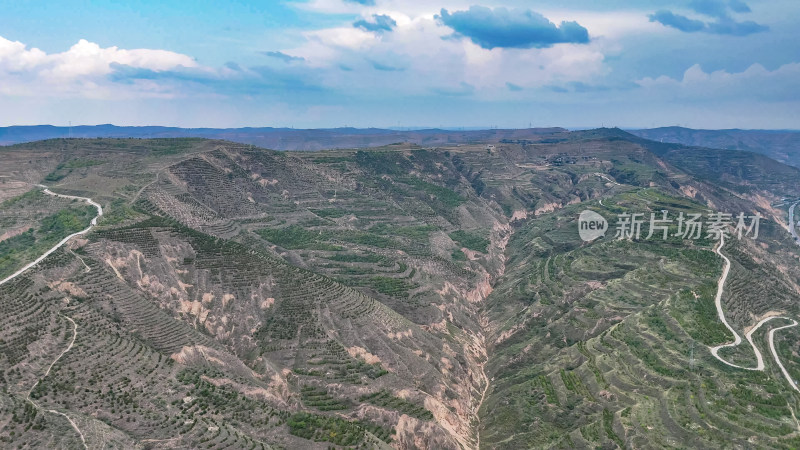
[690,0,752,16]
[649,11,767,35]
[2,1,796,129]
[353,14,397,33]
[277,7,607,100]
[436,6,589,49]
[0,34,327,100]
[706,19,768,35]
[0,35,197,98]
[637,62,800,101]
[0,7,609,109]
[649,0,767,36]
[648,10,706,32]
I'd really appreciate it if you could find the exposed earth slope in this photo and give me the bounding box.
[2,131,800,449]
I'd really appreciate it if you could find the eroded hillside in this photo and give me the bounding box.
[2,132,800,449]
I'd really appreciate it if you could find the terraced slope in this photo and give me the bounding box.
[481,190,800,449]
[1,134,800,449]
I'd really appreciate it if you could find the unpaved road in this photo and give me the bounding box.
[769,319,800,393]
[26,314,88,449]
[708,234,799,390]
[0,185,102,287]
[0,185,99,446]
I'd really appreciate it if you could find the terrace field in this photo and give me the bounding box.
[2,130,800,449]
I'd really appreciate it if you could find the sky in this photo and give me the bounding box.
[0,0,797,129]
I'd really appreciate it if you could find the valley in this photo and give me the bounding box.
[1,130,800,448]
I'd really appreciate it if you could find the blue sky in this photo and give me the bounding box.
[0,0,797,129]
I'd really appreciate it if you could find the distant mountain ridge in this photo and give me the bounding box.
[0,124,566,150]
[630,126,800,168]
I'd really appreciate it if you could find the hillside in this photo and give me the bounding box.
[1,132,800,449]
[630,127,800,168]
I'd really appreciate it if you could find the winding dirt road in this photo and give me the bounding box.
[769,319,800,393]
[26,314,88,449]
[0,185,103,287]
[0,184,99,447]
[708,234,799,390]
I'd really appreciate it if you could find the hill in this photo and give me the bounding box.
[630,127,800,168]
[2,132,800,448]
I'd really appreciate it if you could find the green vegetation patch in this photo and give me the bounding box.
[449,229,489,253]
[451,249,467,261]
[300,386,350,411]
[608,159,662,187]
[0,189,45,209]
[287,412,393,446]
[256,225,340,251]
[40,208,92,236]
[310,208,348,218]
[0,230,36,275]
[44,159,104,182]
[365,276,416,298]
[328,230,396,248]
[354,150,413,175]
[602,408,624,448]
[397,176,464,208]
[0,204,95,280]
[360,390,433,420]
[99,199,142,226]
[534,375,559,405]
[670,284,733,346]
[369,223,437,240]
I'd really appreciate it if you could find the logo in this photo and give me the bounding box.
[576,209,761,242]
[578,210,608,242]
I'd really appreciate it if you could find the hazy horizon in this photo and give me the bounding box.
[2,124,799,133]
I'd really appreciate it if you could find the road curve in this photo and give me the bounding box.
[25,314,88,449]
[0,185,103,287]
[708,234,749,368]
[2,185,98,446]
[708,235,799,392]
[768,319,800,392]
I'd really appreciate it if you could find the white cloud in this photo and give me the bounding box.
[0,5,638,103]
[306,27,377,51]
[0,35,197,98]
[281,9,607,97]
[637,62,800,100]
[543,10,662,39]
